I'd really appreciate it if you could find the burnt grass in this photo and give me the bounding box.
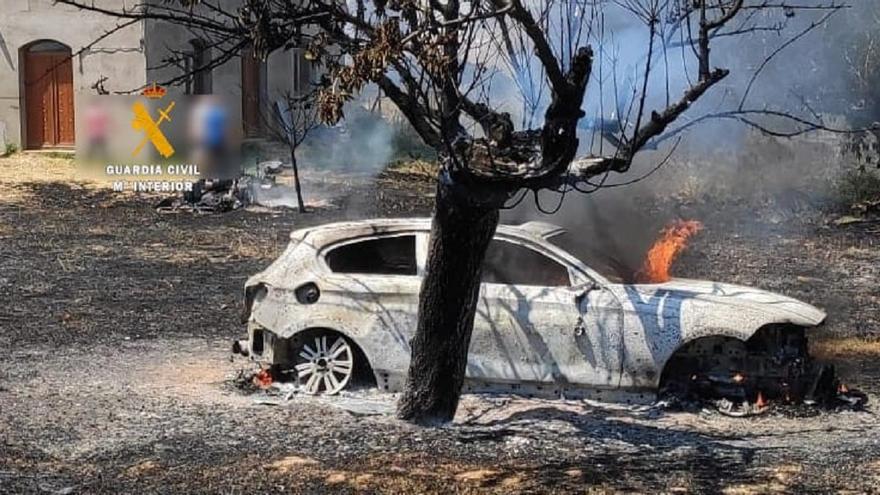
[1,160,879,494]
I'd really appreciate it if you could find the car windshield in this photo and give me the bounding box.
[482,239,570,286]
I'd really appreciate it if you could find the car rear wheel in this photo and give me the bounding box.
[292,334,355,395]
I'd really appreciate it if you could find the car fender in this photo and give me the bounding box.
[251,297,413,380]
[617,284,826,389]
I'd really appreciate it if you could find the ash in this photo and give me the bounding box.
[2,155,880,493]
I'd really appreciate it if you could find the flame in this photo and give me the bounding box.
[253,369,273,388]
[636,219,703,283]
[755,391,768,409]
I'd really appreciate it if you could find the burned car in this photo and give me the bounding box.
[235,218,831,405]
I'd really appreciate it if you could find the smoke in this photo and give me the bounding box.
[502,126,850,281]
[246,98,407,210]
[499,3,877,282]
[298,104,397,173]
[482,2,878,154]
[502,187,670,282]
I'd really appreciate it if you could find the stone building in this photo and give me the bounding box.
[0,0,311,151]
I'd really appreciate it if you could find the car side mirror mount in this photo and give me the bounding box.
[573,280,600,294]
[573,280,601,308]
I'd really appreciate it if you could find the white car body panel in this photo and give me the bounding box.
[244,218,826,400]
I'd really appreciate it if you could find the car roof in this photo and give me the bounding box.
[291,218,567,247]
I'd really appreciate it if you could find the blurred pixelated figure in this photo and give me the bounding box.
[83,100,111,161]
[189,95,231,177]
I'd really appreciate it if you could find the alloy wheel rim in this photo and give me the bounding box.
[295,336,353,395]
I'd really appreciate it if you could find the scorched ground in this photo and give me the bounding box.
[0,155,879,493]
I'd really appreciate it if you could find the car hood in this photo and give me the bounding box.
[622,278,827,327]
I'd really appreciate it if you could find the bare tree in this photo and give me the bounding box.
[59,0,851,425]
[266,91,320,212]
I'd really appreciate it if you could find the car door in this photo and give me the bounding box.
[319,233,422,357]
[468,237,625,389]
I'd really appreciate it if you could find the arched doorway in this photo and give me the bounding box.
[21,40,75,149]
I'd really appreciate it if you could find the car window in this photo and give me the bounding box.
[326,235,417,275]
[548,232,626,283]
[482,239,570,286]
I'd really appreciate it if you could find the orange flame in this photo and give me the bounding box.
[756,391,768,409]
[253,369,273,389]
[636,219,703,283]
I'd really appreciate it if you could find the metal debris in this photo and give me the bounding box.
[154,161,291,214]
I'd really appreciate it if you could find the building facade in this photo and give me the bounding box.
[0,0,311,151]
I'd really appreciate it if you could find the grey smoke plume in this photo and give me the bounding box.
[299,104,396,173]
[500,3,877,281]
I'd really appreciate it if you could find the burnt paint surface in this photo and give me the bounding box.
[244,219,827,400]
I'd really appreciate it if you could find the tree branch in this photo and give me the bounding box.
[506,0,566,91]
[376,76,443,148]
[620,67,730,165]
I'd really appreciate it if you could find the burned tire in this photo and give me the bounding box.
[659,325,817,404]
[287,330,375,395]
[659,336,751,402]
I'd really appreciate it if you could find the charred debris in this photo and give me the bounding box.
[236,328,868,418]
[155,161,292,214]
[658,326,868,417]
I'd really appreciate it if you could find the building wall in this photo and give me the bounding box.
[0,0,315,148]
[143,0,314,140]
[0,0,147,148]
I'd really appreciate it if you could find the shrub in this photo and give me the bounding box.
[836,165,880,206]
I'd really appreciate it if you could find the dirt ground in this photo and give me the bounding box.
[1,154,879,494]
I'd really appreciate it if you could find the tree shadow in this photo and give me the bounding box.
[456,403,761,492]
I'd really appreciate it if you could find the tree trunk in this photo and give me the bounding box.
[290,145,306,212]
[396,173,501,425]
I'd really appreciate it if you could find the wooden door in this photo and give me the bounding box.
[54,56,75,146]
[24,50,75,149]
[241,47,262,137]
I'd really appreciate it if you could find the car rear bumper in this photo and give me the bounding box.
[232,324,290,366]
